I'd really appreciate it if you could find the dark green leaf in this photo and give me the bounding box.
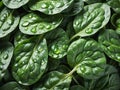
[12,32,48,85]
[98,29,120,62]
[28,0,74,15]
[19,13,63,35]
[0,42,13,80]
[67,38,106,79]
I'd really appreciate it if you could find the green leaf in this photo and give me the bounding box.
[2,0,29,9]
[0,82,25,90]
[62,0,84,16]
[72,3,110,39]
[28,0,74,15]
[83,0,103,4]
[107,0,120,13]
[98,29,120,62]
[33,71,72,90]
[46,28,69,59]
[0,7,20,38]
[0,42,14,80]
[12,32,48,85]
[67,38,106,79]
[84,65,120,90]
[19,13,63,35]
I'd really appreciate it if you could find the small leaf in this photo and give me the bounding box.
[46,28,69,59]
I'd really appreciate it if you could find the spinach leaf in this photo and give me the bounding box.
[67,38,106,79]
[12,32,48,85]
[33,71,72,90]
[107,0,120,13]
[72,3,110,39]
[19,13,63,35]
[98,29,120,62]
[28,0,74,15]
[46,28,69,59]
[2,0,29,9]
[0,42,13,80]
[0,7,20,38]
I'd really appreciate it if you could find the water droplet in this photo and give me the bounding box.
[32,17,37,20]
[46,25,51,29]
[56,2,64,8]
[41,3,48,8]
[29,14,32,18]
[39,24,44,29]
[31,28,37,33]
[85,28,93,34]
[52,22,56,25]
[3,53,8,59]
[0,17,5,21]
[17,0,21,2]
[7,19,13,25]
[48,5,54,10]
[3,14,7,18]
[25,27,28,30]
[22,22,29,27]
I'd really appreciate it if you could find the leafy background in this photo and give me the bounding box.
[0,0,120,90]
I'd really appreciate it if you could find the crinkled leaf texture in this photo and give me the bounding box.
[67,38,106,79]
[29,0,74,15]
[0,7,20,38]
[72,3,110,39]
[0,42,13,80]
[98,29,120,62]
[19,13,63,35]
[46,28,69,59]
[12,32,48,85]
[33,71,72,90]
[2,0,29,9]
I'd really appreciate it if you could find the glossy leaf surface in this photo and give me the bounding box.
[0,7,20,38]
[2,0,29,9]
[67,38,106,79]
[33,71,72,90]
[73,3,110,38]
[0,42,13,80]
[98,29,120,62]
[29,0,74,15]
[19,13,63,35]
[46,28,69,59]
[12,32,48,85]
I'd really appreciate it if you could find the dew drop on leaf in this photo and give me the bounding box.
[85,28,93,34]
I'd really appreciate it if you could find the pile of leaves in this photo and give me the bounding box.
[0,0,120,90]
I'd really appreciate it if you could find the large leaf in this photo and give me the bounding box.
[98,29,120,62]
[28,0,74,15]
[2,0,29,9]
[0,42,14,80]
[46,28,69,59]
[19,13,63,35]
[12,32,48,85]
[70,85,87,90]
[67,38,106,79]
[72,3,110,39]
[0,7,20,38]
[33,71,72,90]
